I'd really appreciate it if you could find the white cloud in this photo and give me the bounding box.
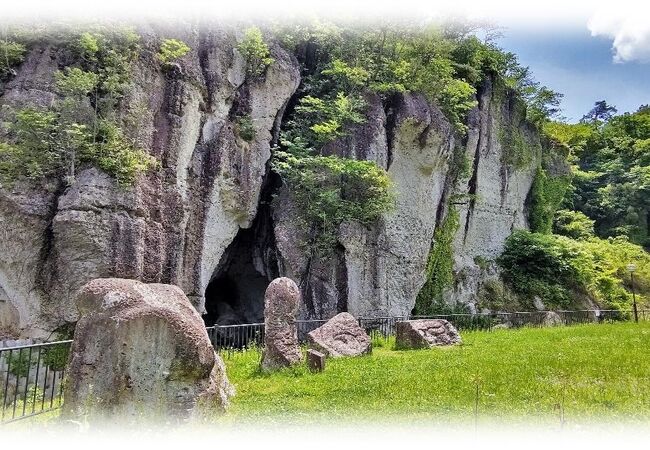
[588,6,650,63]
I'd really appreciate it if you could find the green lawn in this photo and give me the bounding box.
[220,322,650,424]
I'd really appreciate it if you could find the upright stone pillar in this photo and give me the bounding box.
[260,277,302,372]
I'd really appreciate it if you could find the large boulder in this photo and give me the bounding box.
[307,312,371,357]
[395,319,461,349]
[63,278,234,423]
[260,277,302,372]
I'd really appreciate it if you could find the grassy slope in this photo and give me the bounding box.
[222,323,650,424]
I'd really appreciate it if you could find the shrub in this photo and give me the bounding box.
[272,149,394,255]
[6,349,33,378]
[235,115,255,142]
[237,27,274,78]
[0,40,27,80]
[0,28,156,187]
[156,38,190,65]
[42,343,70,371]
[498,230,649,310]
[553,209,595,240]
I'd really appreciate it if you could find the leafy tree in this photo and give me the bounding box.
[237,27,274,78]
[272,147,394,255]
[581,100,618,124]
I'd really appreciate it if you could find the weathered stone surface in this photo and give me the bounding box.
[63,278,234,422]
[273,92,455,320]
[261,277,302,371]
[307,312,371,357]
[306,349,326,373]
[541,311,564,327]
[395,319,462,349]
[0,25,300,337]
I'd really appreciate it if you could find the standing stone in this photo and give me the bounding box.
[306,349,326,373]
[63,278,234,423]
[260,277,302,372]
[395,319,462,349]
[307,312,371,357]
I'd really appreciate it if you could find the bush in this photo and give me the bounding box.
[528,167,571,234]
[235,115,255,142]
[237,27,274,78]
[553,209,595,240]
[156,38,190,65]
[272,149,394,255]
[498,230,649,310]
[0,40,27,80]
[6,349,33,378]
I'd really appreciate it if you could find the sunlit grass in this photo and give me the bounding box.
[221,322,650,424]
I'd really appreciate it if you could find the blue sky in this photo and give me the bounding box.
[497,26,650,122]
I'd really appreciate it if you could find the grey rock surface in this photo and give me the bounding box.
[307,312,371,357]
[63,278,234,423]
[395,319,462,349]
[260,277,302,371]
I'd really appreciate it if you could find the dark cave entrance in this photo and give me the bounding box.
[203,176,280,327]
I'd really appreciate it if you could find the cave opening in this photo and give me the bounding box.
[203,176,280,327]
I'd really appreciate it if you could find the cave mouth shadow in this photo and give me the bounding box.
[202,217,278,327]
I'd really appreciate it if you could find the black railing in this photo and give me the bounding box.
[0,340,72,424]
[207,309,645,354]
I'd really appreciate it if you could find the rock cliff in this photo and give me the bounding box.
[0,23,553,337]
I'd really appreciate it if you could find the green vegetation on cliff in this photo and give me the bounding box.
[414,206,460,315]
[0,27,156,186]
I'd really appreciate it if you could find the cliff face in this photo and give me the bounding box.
[0,25,546,337]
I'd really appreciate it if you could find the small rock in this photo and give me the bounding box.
[395,319,462,349]
[260,277,302,372]
[306,349,326,373]
[307,312,371,357]
[541,311,564,327]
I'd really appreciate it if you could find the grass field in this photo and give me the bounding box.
[7,322,650,429]
[220,322,650,424]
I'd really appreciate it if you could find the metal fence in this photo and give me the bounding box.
[208,309,647,354]
[0,340,71,423]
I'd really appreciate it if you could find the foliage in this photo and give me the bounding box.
[6,349,33,378]
[0,39,27,81]
[222,323,650,421]
[237,27,274,78]
[498,230,649,310]
[499,124,536,169]
[528,168,571,234]
[289,92,367,146]
[234,114,255,142]
[476,278,522,311]
[414,207,460,315]
[156,38,190,65]
[581,100,617,124]
[42,343,70,371]
[560,104,650,247]
[0,27,156,186]
[553,209,595,240]
[272,148,394,255]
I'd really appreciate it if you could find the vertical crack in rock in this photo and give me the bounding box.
[462,84,491,245]
[35,183,65,298]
